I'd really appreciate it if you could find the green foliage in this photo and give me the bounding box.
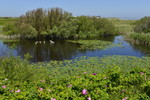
[76,16,117,39]
[0,25,3,33]
[126,17,150,47]
[24,53,32,61]
[134,16,150,33]
[2,23,16,35]
[68,40,112,50]
[2,8,118,39]
[127,33,150,46]
[0,56,150,99]
[0,57,48,83]
[0,17,17,26]
[16,23,38,38]
[110,18,135,34]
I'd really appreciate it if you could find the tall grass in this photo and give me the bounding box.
[127,33,150,46]
[109,18,136,34]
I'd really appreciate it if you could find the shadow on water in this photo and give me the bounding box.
[0,35,150,62]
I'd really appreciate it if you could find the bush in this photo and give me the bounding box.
[0,56,49,83]
[2,8,118,39]
[0,56,150,99]
[134,16,150,33]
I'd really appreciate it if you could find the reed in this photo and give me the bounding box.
[127,33,150,46]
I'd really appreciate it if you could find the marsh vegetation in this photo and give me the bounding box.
[0,56,150,99]
[0,8,150,100]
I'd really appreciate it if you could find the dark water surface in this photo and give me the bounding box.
[0,35,150,62]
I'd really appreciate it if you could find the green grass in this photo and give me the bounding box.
[0,17,17,26]
[108,18,136,34]
[0,56,150,99]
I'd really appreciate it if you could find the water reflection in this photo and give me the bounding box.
[1,40,81,62]
[0,35,150,62]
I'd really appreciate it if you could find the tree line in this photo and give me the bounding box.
[3,8,118,39]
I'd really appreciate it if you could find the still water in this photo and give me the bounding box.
[0,35,150,62]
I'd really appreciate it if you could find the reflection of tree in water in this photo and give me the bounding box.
[3,40,84,62]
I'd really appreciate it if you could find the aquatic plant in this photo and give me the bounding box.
[0,56,150,99]
[67,40,112,50]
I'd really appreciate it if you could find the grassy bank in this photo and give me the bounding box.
[0,56,150,99]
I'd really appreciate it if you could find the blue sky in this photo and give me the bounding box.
[1,0,150,19]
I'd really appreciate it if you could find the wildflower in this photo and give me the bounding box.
[39,88,44,91]
[68,84,72,88]
[84,72,87,74]
[87,97,92,100]
[140,72,144,75]
[82,89,87,95]
[2,85,6,89]
[122,97,128,100]
[15,89,21,93]
[51,98,56,100]
[92,73,97,75]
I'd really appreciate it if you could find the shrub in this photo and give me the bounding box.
[134,16,150,33]
[2,8,118,39]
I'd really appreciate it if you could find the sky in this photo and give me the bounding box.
[0,0,150,19]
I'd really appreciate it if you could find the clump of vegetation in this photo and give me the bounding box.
[127,17,150,46]
[134,16,150,33]
[0,56,150,99]
[127,33,150,45]
[68,40,112,50]
[2,8,118,39]
[0,56,49,83]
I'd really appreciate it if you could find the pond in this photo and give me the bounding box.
[0,35,150,62]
